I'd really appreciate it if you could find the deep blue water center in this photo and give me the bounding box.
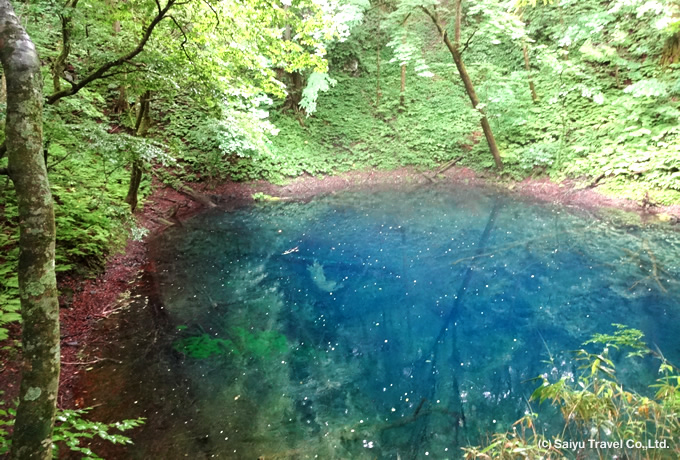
[84,185,680,459]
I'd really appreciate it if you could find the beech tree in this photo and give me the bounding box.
[420,0,503,169]
[0,1,61,458]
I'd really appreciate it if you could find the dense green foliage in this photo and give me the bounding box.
[264,0,680,199]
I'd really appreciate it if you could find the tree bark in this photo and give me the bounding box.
[0,2,61,459]
[661,31,680,66]
[52,0,79,95]
[287,71,304,111]
[125,159,143,212]
[522,43,538,103]
[398,15,409,111]
[125,90,151,212]
[422,2,503,169]
[376,20,382,107]
[399,37,406,110]
[0,72,6,105]
[113,84,130,113]
[110,12,129,113]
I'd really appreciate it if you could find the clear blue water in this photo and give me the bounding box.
[80,185,680,459]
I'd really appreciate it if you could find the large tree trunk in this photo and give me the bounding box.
[0,2,61,459]
[422,1,503,169]
[125,90,151,212]
[284,70,305,112]
[661,31,680,66]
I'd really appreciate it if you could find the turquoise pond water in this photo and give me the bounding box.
[80,185,680,459]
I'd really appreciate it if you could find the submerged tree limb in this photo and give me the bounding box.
[625,240,669,293]
[449,229,574,266]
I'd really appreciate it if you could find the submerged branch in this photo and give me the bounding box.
[449,229,574,266]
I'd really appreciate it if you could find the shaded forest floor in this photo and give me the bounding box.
[2,166,679,408]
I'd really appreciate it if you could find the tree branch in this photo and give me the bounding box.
[461,27,478,54]
[202,0,219,30]
[420,6,438,29]
[45,0,177,105]
[421,6,446,39]
[454,0,462,45]
[168,15,193,63]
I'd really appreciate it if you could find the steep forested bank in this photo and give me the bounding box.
[1,0,680,457]
[269,0,680,201]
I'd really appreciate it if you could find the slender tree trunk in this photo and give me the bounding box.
[281,6,305,113]
[52,0,79,96]
[125,91,151,212]
[111,16,129,112]
[400,62,406,108]
[398,15,409,111]
[422,1,503,169]
[114,84,130,113]
[614,64,620,88]
[400,34,407,110]
[522,43,538,103]
[376,19,382,107]
[0,2,60,459]
[125,160,143,212]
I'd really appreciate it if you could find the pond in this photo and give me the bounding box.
[78,184,680,459]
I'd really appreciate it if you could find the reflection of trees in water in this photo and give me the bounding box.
[86,189,680,458]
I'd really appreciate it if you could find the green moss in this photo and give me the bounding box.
[173,328,288,360]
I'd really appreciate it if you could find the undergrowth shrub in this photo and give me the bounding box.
[463,325,680,459]
[0,400,145,459]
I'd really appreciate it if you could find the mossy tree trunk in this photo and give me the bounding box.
[125,90,151,212]
[0,1,61,459]
[422,1,503,170]
[0,72,6,105]
[661,32,680,66]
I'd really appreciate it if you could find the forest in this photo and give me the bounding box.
[1,0,680,458]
